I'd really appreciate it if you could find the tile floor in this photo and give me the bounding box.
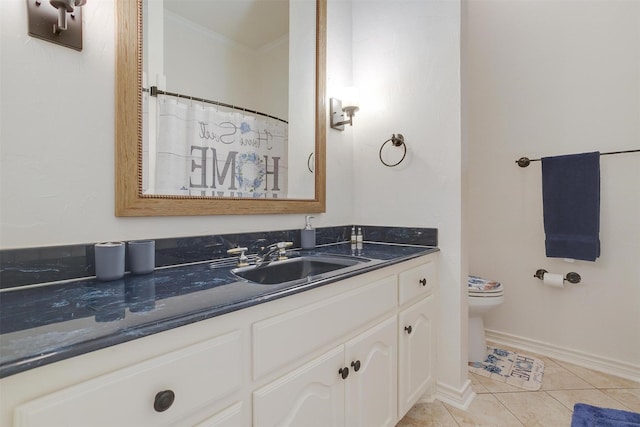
[397,344,640,427]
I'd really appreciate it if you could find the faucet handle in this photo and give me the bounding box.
[227,247,249,267]
[276,241,293,260]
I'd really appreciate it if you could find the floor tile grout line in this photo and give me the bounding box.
[549,360,640,390]
[545,389,576,411]
[600,389,636,412]
[441,403,463,426]
[491,393,527,426]
[561,367,640,391]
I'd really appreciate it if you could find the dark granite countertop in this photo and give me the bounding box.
[0,242,437,378]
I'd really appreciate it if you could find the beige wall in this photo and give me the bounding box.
[465,0,640,373]
[351,0,467,399]
[0,0,355,248]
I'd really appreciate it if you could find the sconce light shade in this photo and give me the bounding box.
[341,86,360,110]
[27,0,87,51]
[330,87,360,131]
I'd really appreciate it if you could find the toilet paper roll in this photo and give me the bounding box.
[543,273,564,288]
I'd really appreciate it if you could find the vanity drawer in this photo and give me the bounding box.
[14,330,244,427]
[252,275,397,380]
[398,259,436,306]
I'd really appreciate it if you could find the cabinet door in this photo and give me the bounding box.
[253,346,345,427]
[397,295,435,417]
[344,316,397,427]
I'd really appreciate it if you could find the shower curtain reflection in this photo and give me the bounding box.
[143,95,288,198]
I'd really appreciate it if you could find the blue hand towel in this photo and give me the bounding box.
[541,151,600,261]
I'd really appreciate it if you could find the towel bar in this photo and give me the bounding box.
[516,149,640,167]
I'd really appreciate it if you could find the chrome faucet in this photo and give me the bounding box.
[257,241,293,266]
[226,247,249,267]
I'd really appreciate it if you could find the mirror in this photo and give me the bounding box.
[115,0,326,216]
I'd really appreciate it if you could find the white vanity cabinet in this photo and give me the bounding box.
[253,315,398,427]
[251,275,398,381]
[397,260,438,415]
[2,252,438,427]
[252,274,398,427]
[253,345,346,427]
[193,402,245,427]
[12,330,247,427]
[398,259,436,306]
[398,295,436,416]
[344,315,398,427]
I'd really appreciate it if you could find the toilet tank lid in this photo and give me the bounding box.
[468,275,502,292]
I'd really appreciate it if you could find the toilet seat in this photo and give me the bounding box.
[468,275,503,297]
[469,291,503,298]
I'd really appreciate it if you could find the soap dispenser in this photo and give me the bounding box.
[301,216,316,249]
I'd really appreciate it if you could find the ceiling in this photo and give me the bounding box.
[163,0,289,51]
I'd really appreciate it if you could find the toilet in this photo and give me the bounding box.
[468,275,504,363]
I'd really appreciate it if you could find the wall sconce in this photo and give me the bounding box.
[27,0,87,51]
[330,87,360,131]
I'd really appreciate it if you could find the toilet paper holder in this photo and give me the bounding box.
[534,269,581,284]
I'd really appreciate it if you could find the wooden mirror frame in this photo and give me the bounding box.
[115,0,326,216]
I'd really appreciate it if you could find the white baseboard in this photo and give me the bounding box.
[486,329,640,383]
[435,379,476,410]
